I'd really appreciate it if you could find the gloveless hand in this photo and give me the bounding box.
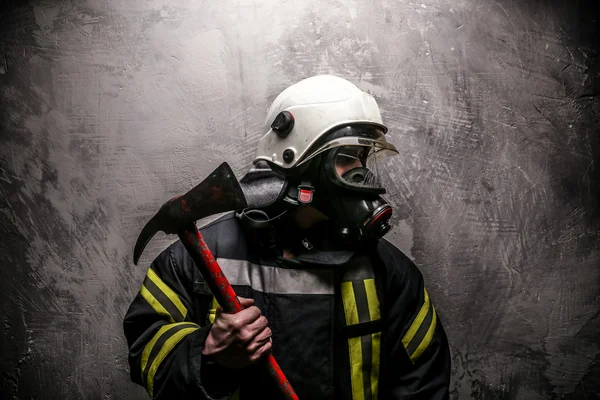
[202,297,273,369]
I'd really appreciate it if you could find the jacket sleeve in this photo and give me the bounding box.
[123,243,240,399]
[378,240,451,399]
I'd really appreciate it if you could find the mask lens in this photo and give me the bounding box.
[334,145,387,191]
[335,146,368,169]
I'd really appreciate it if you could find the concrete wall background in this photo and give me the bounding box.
[1,0,598,398]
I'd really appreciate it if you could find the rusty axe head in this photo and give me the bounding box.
[133,162,248,265]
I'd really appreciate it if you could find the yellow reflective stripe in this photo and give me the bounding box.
[147,326,199,397]
[365,279,381,399]
[342,281,364,400]
[230,388,240,400]
[141,322,197,380]
[371,332,381,400]
[141,324,168,374]
[343,278,383,400]
[364,279,380,320]
[147,268,188,320]
[402,288,430,348]
[208,296,218,324]
[365,278,381,400]
[348,337,364,400]
[409,306,437,362]
[141,285,175,323]
[341,282,360,325]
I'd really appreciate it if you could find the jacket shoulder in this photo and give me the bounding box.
[375,238,424,290]
[166,211,248,266]
[150,212,246,291]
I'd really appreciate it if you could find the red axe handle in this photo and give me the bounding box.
[179,223,299,400]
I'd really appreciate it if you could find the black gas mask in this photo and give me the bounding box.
[323,145,392,238]
[288,125,398,242]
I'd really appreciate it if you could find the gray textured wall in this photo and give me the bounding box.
[1,0,598,399]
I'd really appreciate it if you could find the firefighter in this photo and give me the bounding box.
[123,75,451,399]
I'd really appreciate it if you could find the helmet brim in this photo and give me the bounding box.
[296,136,398,167]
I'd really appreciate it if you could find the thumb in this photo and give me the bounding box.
[238,296,255,308]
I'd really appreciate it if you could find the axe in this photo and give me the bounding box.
[133,162,298,400]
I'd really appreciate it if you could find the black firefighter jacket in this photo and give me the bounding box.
[123,212,451,399]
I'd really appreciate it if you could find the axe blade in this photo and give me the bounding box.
[133,162,248,265]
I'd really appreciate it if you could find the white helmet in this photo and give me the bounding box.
[253,75,398,171]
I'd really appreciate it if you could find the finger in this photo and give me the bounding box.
[253,325,272,342]
[239,318,269,345]
[222,297,254,314]
[226,306,262,329]
[238,297,255,308]
[246,315,269,337]
[214,306,223,320]
[250,339,272,362]
[247,336,270,353]
[246,329,272,352]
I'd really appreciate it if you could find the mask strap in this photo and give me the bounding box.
[236,208,288,230]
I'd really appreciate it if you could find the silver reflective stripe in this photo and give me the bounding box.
[217,258,334,295]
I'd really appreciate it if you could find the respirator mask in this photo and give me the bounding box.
[294,125,399,241]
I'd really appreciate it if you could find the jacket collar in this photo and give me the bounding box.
[268,239,356,268]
